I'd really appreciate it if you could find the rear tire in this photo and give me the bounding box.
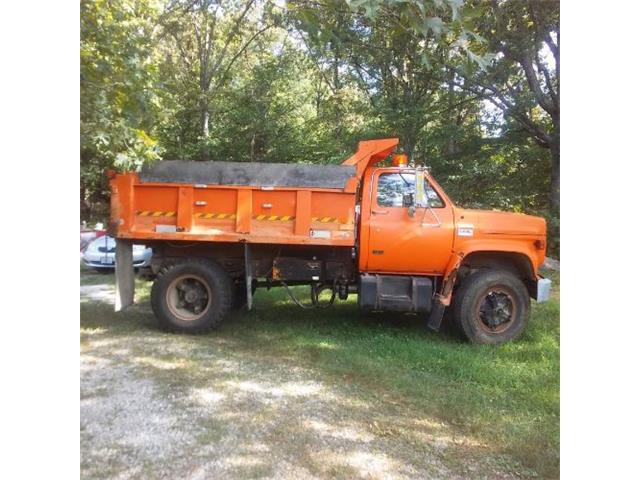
[151,259,233,333]
[452,269,530,344]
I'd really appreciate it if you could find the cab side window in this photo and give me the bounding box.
[376,173,445,208]
[376,173,414,207]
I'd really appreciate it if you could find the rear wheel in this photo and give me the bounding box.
[151,259,233,333]
[452,269,530,344]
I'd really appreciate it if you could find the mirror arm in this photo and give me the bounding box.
[421,202,442,227]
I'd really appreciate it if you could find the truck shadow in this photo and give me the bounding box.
[245,286,463,340]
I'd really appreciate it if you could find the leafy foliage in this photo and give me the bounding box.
[80,0,560,254]
[81,0,163,213]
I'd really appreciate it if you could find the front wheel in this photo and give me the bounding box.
[452,269,530,344]
[151,259,233,333]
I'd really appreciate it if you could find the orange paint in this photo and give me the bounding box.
[110,138,547,278]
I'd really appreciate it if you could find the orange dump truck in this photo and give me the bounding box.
[109,138,551,344]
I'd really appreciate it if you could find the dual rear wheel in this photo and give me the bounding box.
[151,260,234,333]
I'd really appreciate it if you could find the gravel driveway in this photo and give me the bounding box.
[81,275,529,479]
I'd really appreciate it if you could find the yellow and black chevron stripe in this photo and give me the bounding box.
[253,214,295,221]
[194,212,236,220]
[137,210,349,224]
[311,216,341,223]
[196,213,295,221]
[136,210,176,217]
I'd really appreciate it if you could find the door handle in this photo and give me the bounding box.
[372,209,389,215]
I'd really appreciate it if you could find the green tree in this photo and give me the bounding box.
[455,0,560,213]
[81,0,162,216]
[159,0,275,159]
[80,0,560,254]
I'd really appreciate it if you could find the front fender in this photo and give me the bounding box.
[451,238,542,277]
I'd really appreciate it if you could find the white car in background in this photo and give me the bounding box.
[82,235,152,272]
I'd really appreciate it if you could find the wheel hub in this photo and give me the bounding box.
[478,290,515,331]
[184,288,199,303]
[166,275,211,321]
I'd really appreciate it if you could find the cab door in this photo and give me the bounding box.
[365,169,455,275]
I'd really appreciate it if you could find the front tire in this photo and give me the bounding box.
[452,269,530,344]
[151,259,233,333]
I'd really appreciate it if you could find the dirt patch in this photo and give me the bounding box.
[81,280,531,479]
[80,284,115,303]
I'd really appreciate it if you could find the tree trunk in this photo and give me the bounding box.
[548,110,560,215]
[80,183,90,218]
[402,131,416,161]
[199,97,210,160]
[331,42,342,139]
[549,136,560,216]
[200,97,210,138]
[445,71,458,157]
[250,133,255,162]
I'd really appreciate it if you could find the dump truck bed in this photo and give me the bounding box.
[109,138,399,247]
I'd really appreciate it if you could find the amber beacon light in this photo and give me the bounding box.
[391,153,408,167]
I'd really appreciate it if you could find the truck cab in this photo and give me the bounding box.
[359,165,455,275]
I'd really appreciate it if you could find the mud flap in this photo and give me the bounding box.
[115,239,134,311]
[426,261,461,331]
[426,300,445,331]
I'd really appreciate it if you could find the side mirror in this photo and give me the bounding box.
[403,192,416,217]
[402,192,414,207]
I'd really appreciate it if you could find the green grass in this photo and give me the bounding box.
[81,266,560,477]
[223,269,560,477]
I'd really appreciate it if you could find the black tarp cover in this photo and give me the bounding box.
[139,161,356,189]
